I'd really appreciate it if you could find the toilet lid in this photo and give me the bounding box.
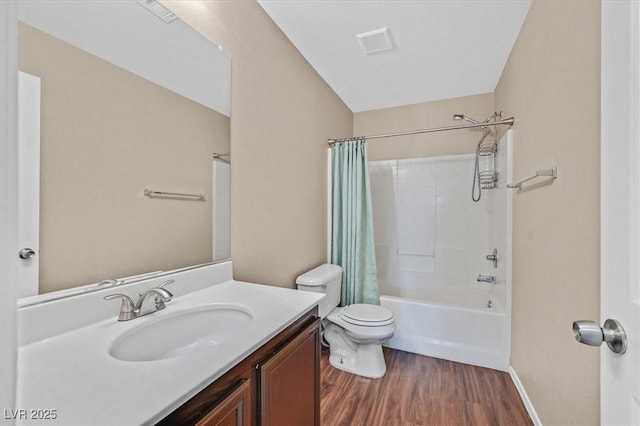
[340,304,394,327]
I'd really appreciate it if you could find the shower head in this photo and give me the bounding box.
[452,114,480,125]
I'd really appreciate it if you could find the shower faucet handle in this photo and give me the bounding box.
[486,248,498,268]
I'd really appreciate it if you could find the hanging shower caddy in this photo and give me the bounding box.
[478,139,498,189]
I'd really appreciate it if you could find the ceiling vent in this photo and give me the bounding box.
[136,0,179,23]
[356,28,394,55]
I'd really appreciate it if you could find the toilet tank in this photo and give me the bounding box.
[296,264,342,318]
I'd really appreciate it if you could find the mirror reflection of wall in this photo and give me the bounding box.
[17,1,231,297]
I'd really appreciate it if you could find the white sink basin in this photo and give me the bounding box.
[110,304,253,362]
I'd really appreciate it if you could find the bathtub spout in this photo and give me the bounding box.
[477,275,496,284]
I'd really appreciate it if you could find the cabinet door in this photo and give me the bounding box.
[260,319,320,426]
[196,379,252,426]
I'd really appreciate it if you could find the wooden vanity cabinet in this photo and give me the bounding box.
[158,308,320,426]
[259,318,320,426]
[196,379,252,426]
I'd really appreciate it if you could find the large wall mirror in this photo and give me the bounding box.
[17,0,231,303]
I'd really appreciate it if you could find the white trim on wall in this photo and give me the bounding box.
[509,366,542,426]
[212,160,231,261]
[327,147,332,263]
[0,0,19,421]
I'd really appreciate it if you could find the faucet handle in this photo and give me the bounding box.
[158,279,175,289]
[156,280,175,302]
[103,294,137,321]
[486,248,499,268]
[157,280,174,303]
[152,287,173,306]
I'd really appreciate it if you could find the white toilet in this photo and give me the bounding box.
[296,263,395,379]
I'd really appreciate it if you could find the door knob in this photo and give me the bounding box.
[19,248,36,260]
[572,319,627,354]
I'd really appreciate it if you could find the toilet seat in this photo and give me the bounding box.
[340,304,394,327]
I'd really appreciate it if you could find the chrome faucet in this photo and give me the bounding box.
[477,274,496,284]
[104,279,175,321]
[136,287,173,316]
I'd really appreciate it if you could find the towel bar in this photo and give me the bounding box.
[507,165,557,189]
[144,189,205,201]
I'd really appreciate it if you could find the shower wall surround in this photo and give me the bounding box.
[370,154,490,295]
[370,131,511,311]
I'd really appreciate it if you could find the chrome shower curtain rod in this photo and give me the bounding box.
[327,117,515,146]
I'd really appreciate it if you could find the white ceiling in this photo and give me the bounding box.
[257,0,532,113]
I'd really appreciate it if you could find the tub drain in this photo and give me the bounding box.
[487,300,493,308]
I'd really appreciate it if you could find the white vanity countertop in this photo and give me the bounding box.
[16,280,324,425]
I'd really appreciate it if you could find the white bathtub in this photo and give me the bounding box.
[380,288,509,371]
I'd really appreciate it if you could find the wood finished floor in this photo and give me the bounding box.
[320,347,533,426]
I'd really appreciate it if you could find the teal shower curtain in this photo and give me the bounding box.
[330,138,380,306]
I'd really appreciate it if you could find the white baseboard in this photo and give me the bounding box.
[509,366,542,425]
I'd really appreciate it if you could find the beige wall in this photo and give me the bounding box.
[354,93,495,161]
[495,1,601,424]
[19,23,230,293]
[164,1,353,288]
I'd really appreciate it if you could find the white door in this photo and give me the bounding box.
[17,71,40,299]
[600,1,640,424]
